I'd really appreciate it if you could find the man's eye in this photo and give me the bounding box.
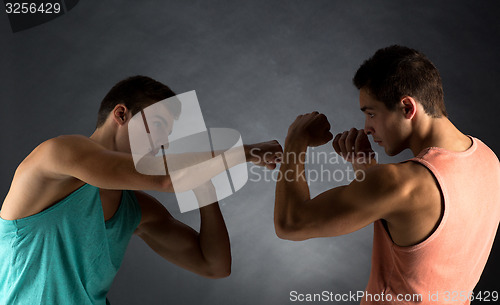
[367,113,374,118]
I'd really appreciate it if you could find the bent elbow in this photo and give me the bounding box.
[211,269,231,279]
[274,222,289,240]
[274,221,307,241]
[203,265,231,279]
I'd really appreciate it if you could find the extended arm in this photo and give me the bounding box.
[134,141,282,192]
[42,136,280,192]
[164,141,281,171]
[41,135,172,191]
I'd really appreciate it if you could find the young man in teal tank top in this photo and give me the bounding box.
[274,46,500,304]
[0,76,282,305]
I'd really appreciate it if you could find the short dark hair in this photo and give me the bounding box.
[353,45,447,118]
[96,75,178,127]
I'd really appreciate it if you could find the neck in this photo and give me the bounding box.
[90,125,118,151]
[408,116,471,156]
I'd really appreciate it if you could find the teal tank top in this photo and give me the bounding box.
[0,184,142,305]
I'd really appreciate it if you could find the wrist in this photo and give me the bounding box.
[193,181,216,195]
[284,135,308,152]
[282,138,308,167]
[243,144,253,162]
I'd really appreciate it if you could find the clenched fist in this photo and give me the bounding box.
[332,128,377,170]
[286,112,334,147]
[246,140,283,170]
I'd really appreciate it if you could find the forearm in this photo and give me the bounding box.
[162,142,280,192]
[193,185,231,278]
[197,204,231,277]
[169,155,232,192]
[161,145,249,192]
[165,145,249,170]
[274,138,310,234]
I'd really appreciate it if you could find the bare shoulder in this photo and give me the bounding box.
[29,135,106,177]
[399,160,443,205]
[357,163,407,196]
[370,162,441,229]
[28,134,96,159]
[357,162,440,216]
[15,135,88,177]
[37,134,95,152]
[393,161,440,195]
[362,162,435,191]
[38,135,101,159]
[1,135,93,220]
[373,162,442,246]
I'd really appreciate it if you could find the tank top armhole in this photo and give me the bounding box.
[127,190,142,230]
[104,190,142,231]
[0,183,94,228]
[393,158,450,252]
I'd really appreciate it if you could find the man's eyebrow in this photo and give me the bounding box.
[360,106,375,112]
[151,115,170,128]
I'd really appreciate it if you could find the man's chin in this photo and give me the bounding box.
[385,146,405,157]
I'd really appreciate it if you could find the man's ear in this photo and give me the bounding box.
[401,96,417,120]
[112,104,129,126]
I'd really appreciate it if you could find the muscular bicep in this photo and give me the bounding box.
[133,191,212,275]
[285,165,403,240]
[40,135,171,191]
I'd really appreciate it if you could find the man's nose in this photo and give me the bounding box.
[364,123,373,135]
[158,137,169,150]
[154,133,170,150]
[162,140,169,150]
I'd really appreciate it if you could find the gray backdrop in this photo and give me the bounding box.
[1,1,499,304]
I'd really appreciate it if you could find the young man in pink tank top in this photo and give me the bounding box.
[274,45,500,304]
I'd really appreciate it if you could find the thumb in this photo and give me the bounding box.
[326,131,334,142]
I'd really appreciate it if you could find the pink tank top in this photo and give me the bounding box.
[362,137,500,305]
